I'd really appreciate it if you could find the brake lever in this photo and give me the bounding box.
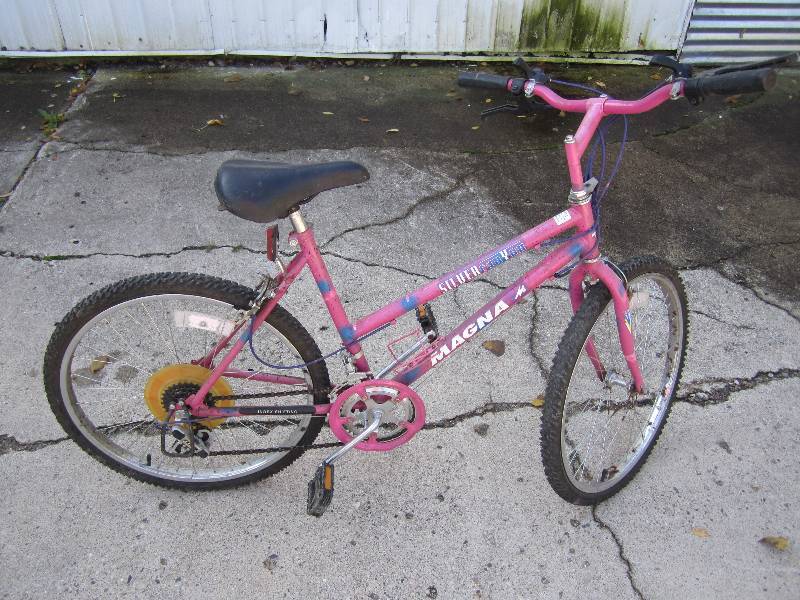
[513,57,534,77]
[649,55,693,78]
[480,103,520,119]
[480,97,546,119]
[702,51,799,77]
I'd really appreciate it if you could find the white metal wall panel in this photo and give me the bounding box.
[465,0,498,52]
[1,0,697,56]
[682,0,800,63]
[492,0,525,52]
[0,0,64,51]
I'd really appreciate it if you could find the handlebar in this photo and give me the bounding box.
[683,67,776,100]
[456,71,513,91]
[457,54,787,111]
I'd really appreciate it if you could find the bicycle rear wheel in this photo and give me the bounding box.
[43,272,330,489]
[540,256,688,504]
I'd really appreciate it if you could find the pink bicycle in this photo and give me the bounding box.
[44,55,788,516]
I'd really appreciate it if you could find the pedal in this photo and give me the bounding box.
[307,464,334,517]
[415,303,438,341]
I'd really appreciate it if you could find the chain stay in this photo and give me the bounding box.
[196,387,343,455]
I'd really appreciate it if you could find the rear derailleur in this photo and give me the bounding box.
[160,406,213,459]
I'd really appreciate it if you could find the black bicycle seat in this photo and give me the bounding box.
[215,159,370,223]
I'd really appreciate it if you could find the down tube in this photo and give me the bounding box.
[393,238,591,386]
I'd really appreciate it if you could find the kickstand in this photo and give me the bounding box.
[306,408,383,517]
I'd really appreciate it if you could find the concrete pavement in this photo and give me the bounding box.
[0,60,798,599]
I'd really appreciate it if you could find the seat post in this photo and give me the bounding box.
[289,209,308,233]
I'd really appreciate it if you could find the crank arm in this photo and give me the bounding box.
[307,408,383,517]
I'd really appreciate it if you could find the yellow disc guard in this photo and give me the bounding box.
[144,363,233,428]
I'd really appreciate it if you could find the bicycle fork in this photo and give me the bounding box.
[568,259,645,393]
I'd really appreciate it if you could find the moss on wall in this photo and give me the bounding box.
[517,0,626,53]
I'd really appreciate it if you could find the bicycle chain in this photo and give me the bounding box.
[204,387,345,456]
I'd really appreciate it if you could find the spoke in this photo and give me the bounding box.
[104,319,155,375]
[139,302,181,363]
[157,300,182,363]
[81,343,149,376]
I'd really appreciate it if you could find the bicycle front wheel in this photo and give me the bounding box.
[540,256,688,504]
[43,272,330,489]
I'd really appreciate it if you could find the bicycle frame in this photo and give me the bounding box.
[185,81,683,420]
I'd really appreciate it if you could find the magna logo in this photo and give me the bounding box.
[430,299,510,366]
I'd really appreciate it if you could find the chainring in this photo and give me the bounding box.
[328,379,426,452]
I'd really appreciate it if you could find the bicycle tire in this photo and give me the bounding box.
[540,256,689,504]
[43,272,330,489]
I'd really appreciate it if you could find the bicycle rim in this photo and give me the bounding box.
[561,272,685,494]
[59,293,316,484]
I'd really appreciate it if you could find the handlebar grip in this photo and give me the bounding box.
[684,67,777,100]
[457,71,511,91]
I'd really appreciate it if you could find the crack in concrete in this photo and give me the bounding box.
[676,368,799,407]
[321,173,469,248]
[452,286,471,320]
[529,294,550,381]
[689,309,757,332]
[5,369,796,457]
[682,237,800,272]
[641,141,796,199]
[41,141,216,159]
[1,71,96,210]
[592,505,646,600]
[0,244,263,262]
[702,266,800,325]
[423,400,533,430]
[321,250,434,282]
[0,433,69,456]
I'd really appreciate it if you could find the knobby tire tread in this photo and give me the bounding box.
[43,272,330,490]
[540,256,689,505]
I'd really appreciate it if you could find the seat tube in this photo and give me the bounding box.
[289,210,370,373]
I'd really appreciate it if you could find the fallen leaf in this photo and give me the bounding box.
[345,60,355,66]
[515,115,528,119]
[471,125,480,130]
[410,63,418,67]
[759,536,790,551]
[446,91,457,97]
[531,394,545,408]
[89,355,113,374]
[223,74,242,83]
[724,94,741,105]
[358,116,370,123]
[691,527,711,539]
[484,98,492,104]
[206,118,224,126]
[362,75,370,82]
[650,72,662,80]
[473,422,489,436]
[594,80,607,88]
[481,340,505,356]
[385,128,400,133]
[287,87,302,96]
[558,110,566,117]
[112,92,125,103]
[322,111,334,116]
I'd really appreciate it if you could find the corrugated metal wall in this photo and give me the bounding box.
[0,0,694,56]
[682,0,800,63]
